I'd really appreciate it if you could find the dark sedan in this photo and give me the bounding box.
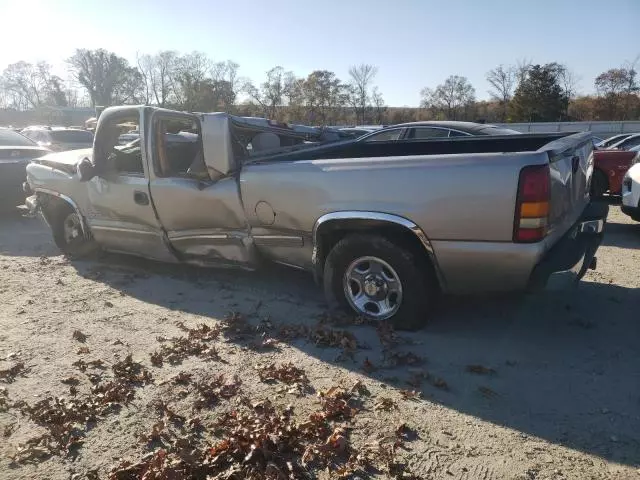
[609,133,640,151]
[357,121,521,142]
[0,129,50,210]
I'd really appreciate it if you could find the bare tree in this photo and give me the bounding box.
[1,61,68,109]
[486,65,515,121]
[68,49,143,106]
[210,60,241,112]
[515,58,532,86]
[421,75,475,120]
[348,64,378,124]
[172,51,212,109]
[244,66,295,120]
[371,87,386,124]
[137,51,178,107]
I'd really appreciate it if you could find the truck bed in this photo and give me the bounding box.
[249,133,576,163]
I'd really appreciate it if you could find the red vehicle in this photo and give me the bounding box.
[591,148,640,197]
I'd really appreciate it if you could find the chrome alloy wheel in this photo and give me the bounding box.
[343,256,403,319]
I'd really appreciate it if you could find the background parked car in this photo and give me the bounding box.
[591,146,640,197]
[621,163,640,221]
[596,133,634,149]
[608,133,640,151]
[339,127,376,139]
[358,121,522,142]
[20,126,94,151]
[0,128,49,210]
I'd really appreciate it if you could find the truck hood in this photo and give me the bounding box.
[31,148,93,174]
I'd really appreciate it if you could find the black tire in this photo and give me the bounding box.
[50,204,99,259]
[590,170,608,198]
[323,234,437,330]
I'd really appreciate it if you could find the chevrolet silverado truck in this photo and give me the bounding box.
[25,106,608,330]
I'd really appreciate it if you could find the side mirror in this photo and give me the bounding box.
[77,157,96,182]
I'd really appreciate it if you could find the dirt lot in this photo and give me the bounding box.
[0,204,639,479]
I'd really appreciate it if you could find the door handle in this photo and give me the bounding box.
[133,191,149,205]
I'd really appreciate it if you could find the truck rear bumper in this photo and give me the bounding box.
[528,202,608,290]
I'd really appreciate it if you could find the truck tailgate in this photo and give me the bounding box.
[538,132,593,246]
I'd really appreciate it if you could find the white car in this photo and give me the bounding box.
[621,163,640,222]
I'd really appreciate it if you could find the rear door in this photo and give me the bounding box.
[542,132,593,240]
[146,110,254,267]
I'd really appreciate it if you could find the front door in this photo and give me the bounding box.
[86,107,174,262]
[146,111,255,267]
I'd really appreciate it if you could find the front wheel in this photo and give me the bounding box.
[323,234,437,330]
[50,205,99,258]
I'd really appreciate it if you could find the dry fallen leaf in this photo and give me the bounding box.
[479,386,499,398]
[374,397,398,412]
[466,364,496,375]
[399,390,422,401]
[0,362,28,383]
[361,358,376,373]
[72,330,87,342]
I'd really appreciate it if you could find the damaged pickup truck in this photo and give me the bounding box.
[25,106,607,329]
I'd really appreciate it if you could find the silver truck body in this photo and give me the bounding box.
[25,106,606,327]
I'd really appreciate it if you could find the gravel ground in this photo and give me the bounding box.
[0,204,639,480]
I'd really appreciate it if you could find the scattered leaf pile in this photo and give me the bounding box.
[15,393,122,460]
[256,362,311,396]
[10,355,153,463]
[150,323,222,366]
[109,382,418,480]
[112,355,153,385]
[0,387,8,412]
[407,370,449,391]
[278,324,359,351]
[0,362,28,383]
[193,374,243,410]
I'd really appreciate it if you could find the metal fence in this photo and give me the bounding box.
[494,121,640,138]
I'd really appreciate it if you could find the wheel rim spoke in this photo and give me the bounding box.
[343,256,403,320]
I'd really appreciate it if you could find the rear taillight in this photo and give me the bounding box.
[514,164,550,243]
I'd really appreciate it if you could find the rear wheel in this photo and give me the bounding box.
[50,204,99,258]
[323,234,437,330]
[590,170,608,198]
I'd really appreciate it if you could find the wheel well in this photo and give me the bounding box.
[315,220,440,289]
[37,193,73,224]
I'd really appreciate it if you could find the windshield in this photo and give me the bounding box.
[50,130,94,143]
[0,129,37,146]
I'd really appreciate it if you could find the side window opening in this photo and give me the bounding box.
[409,127,450,139]
[363,128,403,142]
[98,115,144,175]
[154,117,206,180]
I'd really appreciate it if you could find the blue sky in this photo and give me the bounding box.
[0,0,639,106]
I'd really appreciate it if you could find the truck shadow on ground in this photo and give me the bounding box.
[70,250,640,468]
[3,210,639,466]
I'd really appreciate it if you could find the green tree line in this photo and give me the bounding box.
[0,49,638,125]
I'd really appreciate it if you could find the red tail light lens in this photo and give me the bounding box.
[514,164,550,243]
